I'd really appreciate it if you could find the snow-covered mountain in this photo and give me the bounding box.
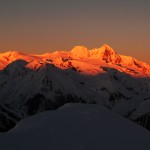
[0,104,150,150]
[0,44,150,131]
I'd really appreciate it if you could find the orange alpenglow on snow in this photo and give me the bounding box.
[0,44,149,77]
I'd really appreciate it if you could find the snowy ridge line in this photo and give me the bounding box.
[0,44,149,77]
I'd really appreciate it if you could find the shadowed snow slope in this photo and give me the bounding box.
[0,104,150,150]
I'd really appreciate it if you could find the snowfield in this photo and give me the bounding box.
[0,104,150,150]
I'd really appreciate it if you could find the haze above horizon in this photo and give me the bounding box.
[0,0,150,63]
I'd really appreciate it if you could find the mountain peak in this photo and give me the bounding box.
[70,44,118,60]
[102,43,113,48]
[70,46,89,57]
[100,44,117,54]
[89,44,121,63]
[101,45,121,63]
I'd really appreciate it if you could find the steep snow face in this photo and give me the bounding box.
[0,104,150,150]
[0,44,150,131]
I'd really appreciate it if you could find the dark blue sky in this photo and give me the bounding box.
[0,0,150,63]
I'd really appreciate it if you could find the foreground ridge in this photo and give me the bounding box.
[0,104,150,150]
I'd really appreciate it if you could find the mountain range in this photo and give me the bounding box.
[0,44,150,132]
